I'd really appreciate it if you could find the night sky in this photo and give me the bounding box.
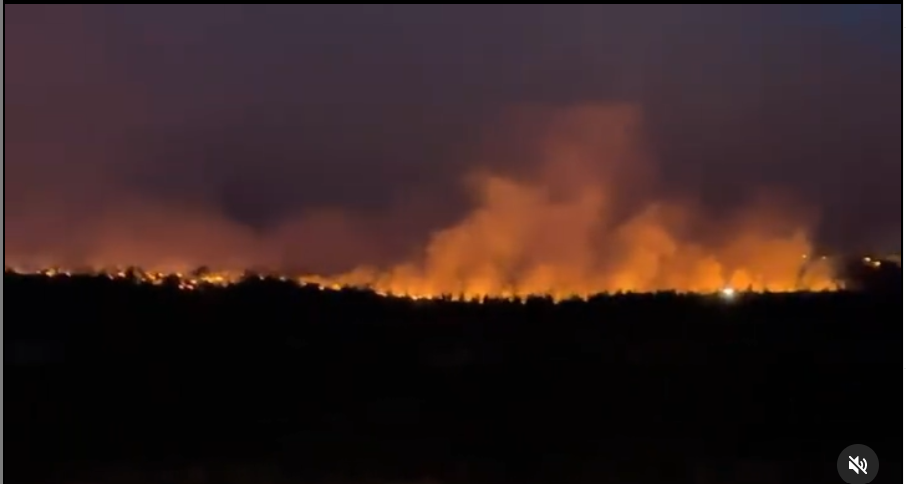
[4,5,902,290]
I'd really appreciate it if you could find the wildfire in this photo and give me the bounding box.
[4,104,855,300]
[4,262,840,303]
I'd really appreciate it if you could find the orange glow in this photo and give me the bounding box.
[4,104,840,298]
[2,264,836,302]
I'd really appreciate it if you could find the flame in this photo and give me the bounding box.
[1,265,837,302]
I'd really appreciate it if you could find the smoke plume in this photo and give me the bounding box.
[326,104,835,296]
[11,5,898,296]
[6,102,835,295]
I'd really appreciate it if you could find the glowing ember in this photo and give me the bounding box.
[4,264,838,302]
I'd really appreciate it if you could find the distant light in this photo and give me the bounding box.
[720,287,736,299]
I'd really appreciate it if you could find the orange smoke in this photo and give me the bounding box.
[325,104,836,297]
[4,103,838,297]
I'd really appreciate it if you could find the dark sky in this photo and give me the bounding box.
[4,4,902,274]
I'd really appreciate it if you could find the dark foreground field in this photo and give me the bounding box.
[5,272,903,484]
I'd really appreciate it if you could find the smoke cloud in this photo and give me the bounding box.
[6,101,835,295]
[326,104,835,296]
[5,5,898,295]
